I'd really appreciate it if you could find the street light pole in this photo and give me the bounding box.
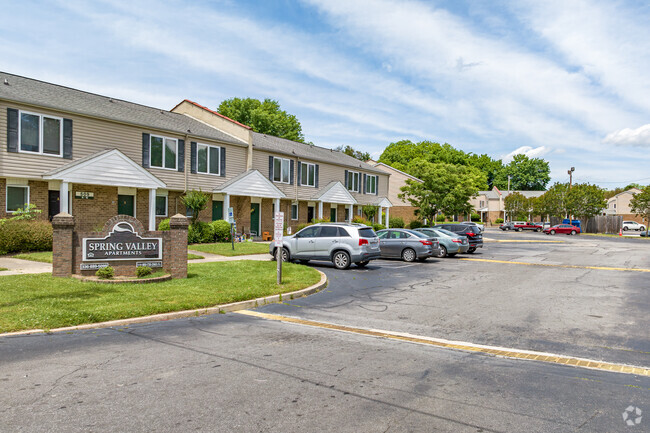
[567,167,575,222]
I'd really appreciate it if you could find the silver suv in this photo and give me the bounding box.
[270,223,381,269]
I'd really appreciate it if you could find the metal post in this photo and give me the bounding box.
[276,245,282,284]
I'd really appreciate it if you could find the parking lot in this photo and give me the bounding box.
[1,228,648,432]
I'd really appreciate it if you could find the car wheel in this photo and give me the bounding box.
[550,230,556,235]
[356,261,369,268]
[623,226,628,231]
[517,227,523,232]
[536,228,541,232]
[437,245,448,258]
[467,247,476,253]
[281,248,290,262]
[641,226,646,231]
[401,248,416,262]
[299,259,310,264]
[570,230,576,235]
[332,251,351,270]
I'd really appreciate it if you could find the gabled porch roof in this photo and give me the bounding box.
[312,181,357,205]
[214,169,286,199]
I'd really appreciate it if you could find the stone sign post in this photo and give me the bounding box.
[52,213,188,279]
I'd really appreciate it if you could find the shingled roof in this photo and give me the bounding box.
[0,72,244,146]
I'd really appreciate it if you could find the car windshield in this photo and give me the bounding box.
[436,228,458,237]
[358,227,377,238]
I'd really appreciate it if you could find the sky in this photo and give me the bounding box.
[2,0,650,189]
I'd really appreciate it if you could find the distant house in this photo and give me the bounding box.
[367,160,423,224]
[604,188,644,223]
[469,186,544,224]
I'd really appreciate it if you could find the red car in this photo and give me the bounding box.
[513,222,543,232]
[543,224,580,235]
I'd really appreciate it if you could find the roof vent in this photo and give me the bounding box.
[4,79,8,85]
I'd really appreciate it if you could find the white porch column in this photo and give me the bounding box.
[274,198,280,216]
[347,205,352,223]
[60,181,69,214]
[385,207,390,227]
[318,201,323,219]
[379,206,383,225]
[223,194,230,220]
[148,189,156,231]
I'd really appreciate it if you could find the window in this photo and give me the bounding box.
[300,162,316,187]
[291,203,298,220]
[150,135,177,170]
[6,185,29,212]
[318,226,338,237]
[273,157,290,183]
[347,171,360,192]
[197,143,220,175]
[365,175,377,194]
[19,111,63,156]
[480,200,485,207]
[155,196,167,217]
[297,226,318,238]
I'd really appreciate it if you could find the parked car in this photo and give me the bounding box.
[432,224,483,253]
[414,228,470,258]
[641,230,649,237]
[499,222,515,231]
[270,223,381,269]
[622,221,646,231]
[543,224,581,235]
[460,221,484,232]
[513,222,543,232]
[375,229,439,262]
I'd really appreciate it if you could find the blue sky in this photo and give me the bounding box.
[2,0,650,188]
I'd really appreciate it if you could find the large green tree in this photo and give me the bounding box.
[538,182,569,219]
[565,183,607,224]
[399,161,486,222]
[504,192,530,221]
[217,97,305,142]
[493,154,551,191]
[630,186,650,235]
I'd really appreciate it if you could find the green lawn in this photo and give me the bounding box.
[189,242,270,256]
[0,261,320,333]
[0,268,7,272]
[10,251,206,263]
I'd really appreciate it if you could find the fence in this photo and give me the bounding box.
[584,215,622,234]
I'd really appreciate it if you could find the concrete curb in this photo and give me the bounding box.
[0,270,328,338]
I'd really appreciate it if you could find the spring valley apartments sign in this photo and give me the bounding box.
[83,222,161,261]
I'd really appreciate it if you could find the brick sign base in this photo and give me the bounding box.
[52,213,189,279]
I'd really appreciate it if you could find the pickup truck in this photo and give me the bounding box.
[513,222,543,232]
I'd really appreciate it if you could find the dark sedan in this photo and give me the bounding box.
[543,224,581,235]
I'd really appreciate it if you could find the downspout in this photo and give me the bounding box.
[184,133,189,192]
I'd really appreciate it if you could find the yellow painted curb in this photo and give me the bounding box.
[459,258,650,273]
[236,311,650,377]
[0,270,327,338]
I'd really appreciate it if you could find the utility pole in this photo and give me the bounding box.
[567,167,575,223]
[505,175,511,222]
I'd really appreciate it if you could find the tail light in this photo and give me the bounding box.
[359,239,369,246]
[452,239,462,243]
[465,232,475,237]
[419,240,432,246]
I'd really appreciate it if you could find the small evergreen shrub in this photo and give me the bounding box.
[296,222,313,232]
[96,266,114,279]
[312,218,331,224]
[211,220,232,242]
[372,223,386,232]
[408,220,424,229]
[158,218,170,231]
[136,266,153,278]
[436,215,446,222]
[495,218,504,224]
[388,217,405,228]
[471,213,480,222]
[0,220,53,255]
[352,216,371,226]
[188,221,215,244]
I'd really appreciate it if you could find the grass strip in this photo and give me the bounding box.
[187,253,204,260]
[0,261,320,333]
[0,268,7,272]
[582,233,650,239]
[9,251,207,263]
[189,242,270,256]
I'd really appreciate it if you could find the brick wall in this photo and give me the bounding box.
[71,184,120,231]
[0,178,6,219]
[390,206,419,224]
[231,196,251,234]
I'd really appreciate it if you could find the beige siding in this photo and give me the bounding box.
[252,150,389,204]
[0,100,248,191]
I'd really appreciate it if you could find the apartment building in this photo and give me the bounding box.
[367,160,422,224]
[604,188,644,223]
[1,72,393,236]
[470,186,544,224]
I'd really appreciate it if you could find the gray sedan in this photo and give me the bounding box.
[376,229,439,262]
[414,228,469,258]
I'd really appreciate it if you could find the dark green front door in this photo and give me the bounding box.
[330,207,337,222]
[118,195,134,216]
[250,203,260,235]
[212,200,224,221]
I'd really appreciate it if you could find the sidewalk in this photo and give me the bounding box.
[0,257,52,275]
[188,250,272,263]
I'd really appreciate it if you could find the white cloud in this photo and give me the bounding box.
[603,125,650,147]
[501,146,548,162]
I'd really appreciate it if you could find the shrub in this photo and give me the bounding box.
[96,266,114,279]
[296,222,313,232]
[372,223,386,232]
[10,204,42,221]
[136,266,153,278]
[181,190,210,225]
[408,220,423,229]
[158,218,170,231]
[471,213,480,222]
[389,217,405,228]
[495,218,504,224]
[188,221,215,244]
[435,215,446,222]
[312,218,330,224]
[352,216,371,226]
[0,219,53,255]
[211,220,231,242]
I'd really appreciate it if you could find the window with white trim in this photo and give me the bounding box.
[150,135,177,170]
[273,157,290,183]
[19,110,63,156]
[197,143,220,175]
[155,196,168,217]
[365,175,377,194]
[347,171,360,192]
[6,185,29,213]
[291,203,298,220]
[300,162,316,187]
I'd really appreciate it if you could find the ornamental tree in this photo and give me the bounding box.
[181,189,211,225]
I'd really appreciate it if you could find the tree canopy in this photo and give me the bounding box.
[504,192,530,220]
[335,145,370,162]
[630,186,650,234]
[566,183,607,222]
[217,97,305,142]
[492,154,551,191]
